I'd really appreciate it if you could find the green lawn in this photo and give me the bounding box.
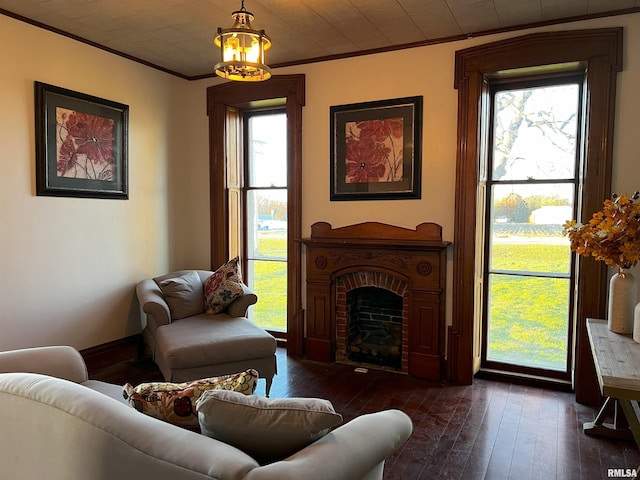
[251,235,287,331]
[491,242,570,273]
[488,242,571,370]
[249,234,573,371]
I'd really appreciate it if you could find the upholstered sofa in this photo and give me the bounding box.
[137,268,277,395]
[0,346,413,480]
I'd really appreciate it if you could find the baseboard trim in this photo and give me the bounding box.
[80,334,143,376]
[476,368,574,392]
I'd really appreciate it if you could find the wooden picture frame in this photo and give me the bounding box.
[35,81,129,199]
[330,96,422,201]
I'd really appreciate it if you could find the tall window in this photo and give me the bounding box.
[450,30,621,396]
[244,111,288,334]
[207,75,305,355]
[481,78,582,381]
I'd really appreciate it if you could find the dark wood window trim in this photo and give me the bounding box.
[449,29,622,404]
[206,74,306,356]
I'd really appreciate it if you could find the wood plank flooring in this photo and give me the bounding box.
[92,347,640,480]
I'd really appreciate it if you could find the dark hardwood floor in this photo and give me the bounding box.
[91,347,640,480]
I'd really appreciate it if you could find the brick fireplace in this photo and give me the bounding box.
[302,222,449,380]
[336,273,408,371]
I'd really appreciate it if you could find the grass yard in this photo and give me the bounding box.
[487,241,571,370]
[251,234,287,331]
[491,242,570,273]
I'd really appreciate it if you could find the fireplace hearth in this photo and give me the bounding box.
[302,222,450,380]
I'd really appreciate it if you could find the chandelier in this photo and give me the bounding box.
[213,0,271,81]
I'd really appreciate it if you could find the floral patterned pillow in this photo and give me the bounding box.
[204,257,245,314]
[122,369,258,429]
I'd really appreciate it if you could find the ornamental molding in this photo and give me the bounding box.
[329,252,411,269]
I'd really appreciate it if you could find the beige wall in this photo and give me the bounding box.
[1,11,639,353]
[0,14,208,351]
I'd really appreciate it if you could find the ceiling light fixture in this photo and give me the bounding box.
[213,0,271,82]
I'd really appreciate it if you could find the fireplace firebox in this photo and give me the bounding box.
[344,286,403,369]
[301,222,449,380]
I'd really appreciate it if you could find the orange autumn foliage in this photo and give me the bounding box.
[563,192,640,270]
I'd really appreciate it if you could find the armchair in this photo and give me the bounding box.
[137,269,277,396]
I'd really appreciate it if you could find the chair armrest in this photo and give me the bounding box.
[136,278,171,328]
[226,283,258,318]
[0,346,89,383]
[246,409,413,480]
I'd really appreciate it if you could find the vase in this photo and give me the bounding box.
[608,268,637,333]
[634,302,640,342]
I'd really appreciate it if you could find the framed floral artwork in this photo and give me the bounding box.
[35,81,129,199]
[330,96,422,201]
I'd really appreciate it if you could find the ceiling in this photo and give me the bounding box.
[1,0,638,79]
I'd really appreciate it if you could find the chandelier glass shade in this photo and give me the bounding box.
[214,1,271,81]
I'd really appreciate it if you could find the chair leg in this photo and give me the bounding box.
[265,376,273,397]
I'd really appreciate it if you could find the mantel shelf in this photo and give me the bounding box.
[301,221,451,250]
[300,238,451,250]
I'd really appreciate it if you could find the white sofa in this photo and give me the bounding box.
[0,346,413,480]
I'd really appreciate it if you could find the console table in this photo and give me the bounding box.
[585,318,640,446]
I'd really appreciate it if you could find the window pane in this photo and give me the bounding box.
[246,189,287,259]
[244,111,287,333]
[248,113,287,187]
[247,259,287,332]
[492,84,579,181]
[486,274,570,371]
[489,183,574,275]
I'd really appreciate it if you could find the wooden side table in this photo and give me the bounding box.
[585,318,640,445]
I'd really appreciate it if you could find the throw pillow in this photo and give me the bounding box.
[204,257,245,314]
[158,270,204,320]
[123,369,258,429]
[196,390,343,463]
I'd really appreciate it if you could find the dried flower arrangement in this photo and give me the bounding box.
[563,192,640,271]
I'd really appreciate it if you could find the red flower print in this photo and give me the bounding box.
[357,118,403,143]
[344,117,404,183]
[173,396,194,418]
[345,136,386,183]
[66,112,115,166]
[55,108,115,181]
[57,136,77,176]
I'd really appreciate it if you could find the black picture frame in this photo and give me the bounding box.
[35,81,129,199]
[330,96,422,201]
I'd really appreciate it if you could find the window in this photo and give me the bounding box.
[207,75,306,354]
[451,29,622,400]
[244,111,288,333]
[481,78,582,381]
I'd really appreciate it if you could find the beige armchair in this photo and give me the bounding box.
[136,270,277,396]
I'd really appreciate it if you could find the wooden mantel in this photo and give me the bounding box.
[305,221,448,245]
[301,222,450,380]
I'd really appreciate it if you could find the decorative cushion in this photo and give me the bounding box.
[123,369,258,429]
[204,257,245,314]
[196,390,343,462]
[158,270,204,320]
